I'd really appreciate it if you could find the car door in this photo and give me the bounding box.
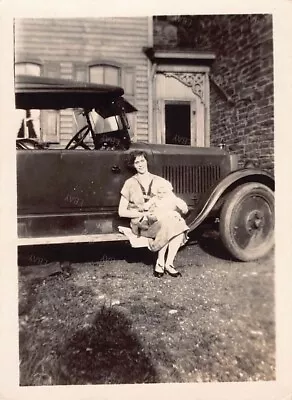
[17,149,64,238]
[58,149,132,213]
[17,149,62,215]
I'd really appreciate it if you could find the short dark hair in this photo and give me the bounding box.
[127,150,148,169]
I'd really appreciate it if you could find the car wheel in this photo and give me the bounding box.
[219,182,274,261]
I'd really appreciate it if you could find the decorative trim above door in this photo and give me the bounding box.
[164,72,205,104]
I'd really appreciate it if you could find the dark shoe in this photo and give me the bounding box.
[153,263,164,278]
[165,265,182,277]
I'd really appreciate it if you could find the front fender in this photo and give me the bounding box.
[187,168,274,232]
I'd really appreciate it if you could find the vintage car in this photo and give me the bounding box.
[16,74,274,261]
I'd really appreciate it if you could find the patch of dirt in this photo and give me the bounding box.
[18,240,275,385]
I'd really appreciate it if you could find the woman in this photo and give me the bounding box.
[118,150,189,278]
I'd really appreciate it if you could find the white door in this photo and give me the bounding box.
[154,72,208,147]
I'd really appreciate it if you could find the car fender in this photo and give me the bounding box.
[186,168,274,232]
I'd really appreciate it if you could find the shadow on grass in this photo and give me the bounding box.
[18,241,156,267]
[189,227,235,261]
[56,306,158,385]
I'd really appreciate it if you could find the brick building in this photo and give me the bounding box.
[14,14,274,172]
[153,15,274,172]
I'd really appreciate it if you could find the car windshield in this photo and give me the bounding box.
[73,109,124,135]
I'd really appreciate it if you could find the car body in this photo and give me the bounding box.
[16,75,274,261]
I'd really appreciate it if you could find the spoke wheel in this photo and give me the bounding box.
[219,182,274,261]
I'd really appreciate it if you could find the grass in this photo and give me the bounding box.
[18,239,275,385]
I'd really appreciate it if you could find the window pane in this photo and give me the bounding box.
[89,66,104,84]
[41,110,59,143]
[90,110,105,133]
[104,116,119,131]
[104,66,119,86]
[15,63,40,76]
[27,63,41,76]
[15,64,26,75]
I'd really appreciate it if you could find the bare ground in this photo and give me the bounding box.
[18,232,275,386]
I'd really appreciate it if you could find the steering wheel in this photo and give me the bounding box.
[65,125,91,150]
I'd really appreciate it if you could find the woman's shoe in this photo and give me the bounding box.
[165,265,182,277]
[153,263,164,278]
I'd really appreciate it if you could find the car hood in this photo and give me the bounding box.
[132,142,228,156]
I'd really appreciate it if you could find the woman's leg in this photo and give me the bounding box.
[153,244,168,277]
[156,243,168,267]
[165,233,184,275]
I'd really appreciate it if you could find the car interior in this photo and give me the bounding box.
[16,108,131,151]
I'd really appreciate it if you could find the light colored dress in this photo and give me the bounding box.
[120,173,189,252]
[145,192,187,223]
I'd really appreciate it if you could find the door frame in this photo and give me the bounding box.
[144,49,215,147]
[153,69,210,147]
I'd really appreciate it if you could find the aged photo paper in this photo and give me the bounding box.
[1,0,292,399]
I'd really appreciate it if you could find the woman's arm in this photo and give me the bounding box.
[118,196,145,219]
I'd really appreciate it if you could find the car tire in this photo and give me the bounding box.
[219,182,274,261]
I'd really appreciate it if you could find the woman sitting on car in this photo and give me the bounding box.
[118,150,189,278]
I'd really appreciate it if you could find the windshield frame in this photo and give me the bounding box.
[83,104,131,150]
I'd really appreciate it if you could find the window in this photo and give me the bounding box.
[15,62,41,77]
[15,63,41,139]
[89,65,120,86]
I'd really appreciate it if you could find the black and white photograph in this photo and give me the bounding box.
[1,2,292,399]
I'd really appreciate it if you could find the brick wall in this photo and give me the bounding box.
[154,15,274,172]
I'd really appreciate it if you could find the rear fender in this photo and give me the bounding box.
[187,169,274,232]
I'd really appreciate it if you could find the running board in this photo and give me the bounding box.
[18,233,128,246]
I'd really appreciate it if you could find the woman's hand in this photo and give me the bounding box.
[118,196,146,219]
